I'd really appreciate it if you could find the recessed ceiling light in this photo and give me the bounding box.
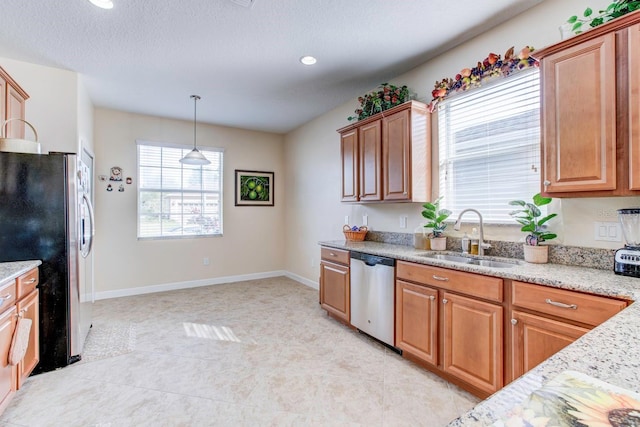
[88,0,114,9]
[300,56,317,66]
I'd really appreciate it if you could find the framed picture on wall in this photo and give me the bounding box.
[234,170,274,206]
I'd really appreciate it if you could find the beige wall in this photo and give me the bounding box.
[284,0,640,285]
[93,108,286,295]
[0,57,79,154]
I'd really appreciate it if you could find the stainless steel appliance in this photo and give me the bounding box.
[615,208,640,277]
[350,252,397,349]
[0,151,95,373]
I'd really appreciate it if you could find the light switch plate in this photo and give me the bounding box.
[399,216,407,229]
[344,215,349,225]
[362,215,368,226]
[593,221,622,242]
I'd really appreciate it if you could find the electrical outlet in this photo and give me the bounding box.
[593,222,622,242]
[203,257,210,266]
[344,215,349,225]
[399,216,407,229]
[362,215,368,226]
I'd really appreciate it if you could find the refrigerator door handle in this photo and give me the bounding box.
[81,193,95,258]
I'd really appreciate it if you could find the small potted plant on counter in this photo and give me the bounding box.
[421,197,451,251]
[509,193,558,263]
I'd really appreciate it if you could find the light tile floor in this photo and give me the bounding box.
[1,277,479,426]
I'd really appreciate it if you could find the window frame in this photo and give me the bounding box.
[436,68,541,224]
[136,140,224,240]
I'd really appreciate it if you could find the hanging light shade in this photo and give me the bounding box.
[180,95,210,165]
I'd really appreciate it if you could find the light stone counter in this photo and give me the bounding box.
[319,240,640,426]
[0,260,42,285]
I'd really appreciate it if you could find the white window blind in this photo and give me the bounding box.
[438,69,541,223]
[137,141,223,239]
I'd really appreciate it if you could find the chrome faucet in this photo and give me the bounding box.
[453,209,491,256]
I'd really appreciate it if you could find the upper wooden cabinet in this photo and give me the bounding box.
[536,12,640,197]
[338,101,431,203]
[629,23,640,190]
[0,66,29,139]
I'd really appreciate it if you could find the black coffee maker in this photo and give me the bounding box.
[614,208,640,277]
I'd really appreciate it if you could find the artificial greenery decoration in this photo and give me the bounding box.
[428,46,538,112]
[567,0,640,34]
[421,197,452,238]
[508,193,557,246]
[348,83,411,121]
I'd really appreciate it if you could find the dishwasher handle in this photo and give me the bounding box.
[350,251,396,267]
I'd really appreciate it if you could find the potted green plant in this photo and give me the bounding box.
[421,197,451,251]
[567,0,640,34]
[508,193,558,263]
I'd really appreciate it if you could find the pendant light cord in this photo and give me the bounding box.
[191,94,201,149]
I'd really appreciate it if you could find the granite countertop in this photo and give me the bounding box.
[0,260,42,284]
[319,240,640,426]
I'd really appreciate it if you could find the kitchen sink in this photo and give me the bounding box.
[466,259,517,269]
[419,253,519,269]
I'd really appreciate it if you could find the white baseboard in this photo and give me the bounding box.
[94,270,317,300]
[284,271,318,289]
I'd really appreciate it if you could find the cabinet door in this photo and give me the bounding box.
[319,261,350,322]
[340,129,359,201]
[382,109,410,201]
[442,292,503,395]
[359,120,382,201]
[511,310,588,380]
[395,280,438,365]
[541,33,617,193]
[629,23,640,190]
[0,306,17,412]
[5,85,26,139]
[0,75,6,129]
[16,290,38,388]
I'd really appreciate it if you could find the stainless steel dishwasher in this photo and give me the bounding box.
[350,251,397,349]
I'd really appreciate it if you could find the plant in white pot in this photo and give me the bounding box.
[508,193,557,263]
[421,197,451,251]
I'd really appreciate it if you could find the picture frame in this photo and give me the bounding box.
[234,170,274,206]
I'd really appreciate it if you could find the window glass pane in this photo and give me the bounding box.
[137,142,223,239]
[438,69,540,223]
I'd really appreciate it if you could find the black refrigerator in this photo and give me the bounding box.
[0,151,94,373]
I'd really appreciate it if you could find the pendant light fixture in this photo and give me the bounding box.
[180,95,211,165]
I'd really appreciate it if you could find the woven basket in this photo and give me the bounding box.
[343,225,368,241]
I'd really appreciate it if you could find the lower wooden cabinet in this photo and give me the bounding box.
[16,289,39,388]
[0,267,40,416]
[395,279,438,366]
[319,247,350,323]
[510,310,589,380]
[442,292,503,395]
[0,306,17,413]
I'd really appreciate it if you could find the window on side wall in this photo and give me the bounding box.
[137,140,224,239]
[437,69,541,223]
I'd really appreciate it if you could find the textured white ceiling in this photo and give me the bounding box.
[0,0,542,133]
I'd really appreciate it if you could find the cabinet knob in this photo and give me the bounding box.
[543,180,551,186]
[442,298,448,304]
[511,319,518,325]
[429,295,435,301]
[27,278,36,284]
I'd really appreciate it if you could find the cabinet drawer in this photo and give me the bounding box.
[511,281,627,326]
[321,247,350,265]
[397,261,503,303]
[16,268,38,300]
[0,280,16,313]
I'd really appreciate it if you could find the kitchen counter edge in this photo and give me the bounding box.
[0,261,42,284]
